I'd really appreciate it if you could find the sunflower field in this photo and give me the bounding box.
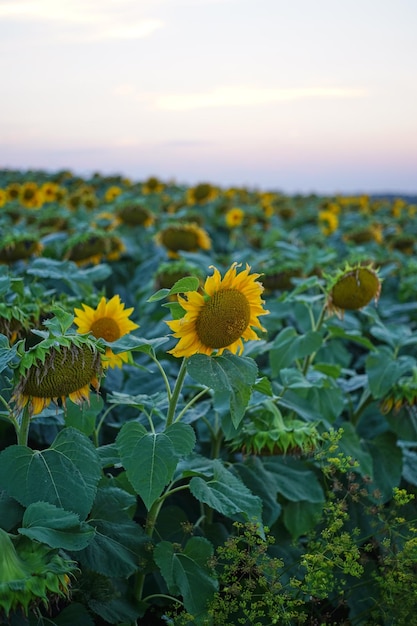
[0,169,417,626]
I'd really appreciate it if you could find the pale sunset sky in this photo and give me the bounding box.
[1,0,416,194]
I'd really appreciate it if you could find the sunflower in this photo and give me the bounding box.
[325,262,381,318]
[116,201,155,227]
[0,188,7,208]
[156,222,211,258]
[13,336,103,416]
[318,210,339,236]
[19,182,44,209]
[166,262,269,357]
[225,207,245,228]
[0,528,75,617]
[74,295,139,368]
[186,182,218,205]
[142,176,164,195]
[104,185,123,203]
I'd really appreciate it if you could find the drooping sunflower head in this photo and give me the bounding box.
[116,201,155,227]
[166,262,269,357]
[0,234,43,264]
[64,230,114,266]
[229,403,321,457]
[186,182,218,205]
[74,295,139,368]
[156,222,211,258]
[142,176,164,195]
[13,332,103,416]
[325,262,381,318]
[0,528,76,618]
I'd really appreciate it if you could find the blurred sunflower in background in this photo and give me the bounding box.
[318,210,339,236]
[186,182,218,205]
[74,295,139,368]
[167,262,269,357]
[156,222,211,258]
[225,207,245,228]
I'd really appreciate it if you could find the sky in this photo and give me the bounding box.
[1,0,417,194]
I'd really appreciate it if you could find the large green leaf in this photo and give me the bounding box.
[0,428,101,519]
[116,422,195,510]
[282,500,323,540]
[154,537,218,621]
[262,457,325,503]
[338,422,373,477]
[65,394,104,436]
[189,459,263,525]
[364,433,403,503]
[187,353,258,428]
[365,347,416,399]
[233,458,282,527]
[77,487,147,578]
[0,490,24,531]
[0,334,18,373]
[270,327,323,376]
[19,501,95,550]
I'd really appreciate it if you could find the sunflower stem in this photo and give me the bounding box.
[302,302,327,376]
[149,352,172,400]
[166,357,187,427]
[174,386,209,423]
[17,405,31,446]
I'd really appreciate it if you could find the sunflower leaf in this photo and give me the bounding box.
[0,428,102,520]
[116,422,193,510]
[187,353,258,428]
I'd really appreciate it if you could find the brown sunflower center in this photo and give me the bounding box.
[91,317,121,342]
[195,289,251,349]
[22,344,101,398]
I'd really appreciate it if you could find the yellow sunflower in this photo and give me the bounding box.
[225,207,245,228]
[74,295,139,368]
[166,262,269,357]
[104,185,123,203]
[318,210,339,236]
[0,188,7,207]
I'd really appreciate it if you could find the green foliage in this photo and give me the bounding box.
[1,170,417,624]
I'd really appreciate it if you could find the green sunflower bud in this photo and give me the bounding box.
[0,529,75,618]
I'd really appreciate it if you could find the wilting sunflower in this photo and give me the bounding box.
[326,262,381,318]
[116,201,155,227]
[156,222,211,258]
[13,334,103,416]
[166,262,269,357]
[142,176,164,195]
[186,182,218,205]
[229,401,321,456]
[0,234,43,264]
[74,295,139,368]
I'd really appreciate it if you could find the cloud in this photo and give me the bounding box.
[0,0,164,40]
[154,86,368,111]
